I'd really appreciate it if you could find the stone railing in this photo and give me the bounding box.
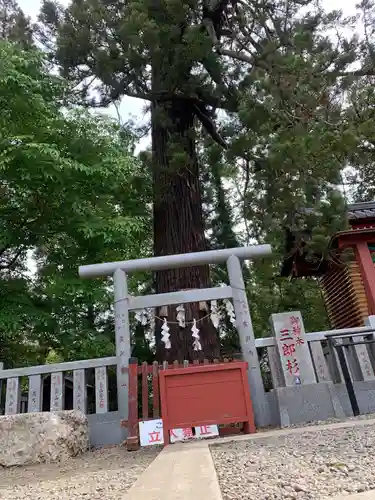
[258,324,375,389]
[0,356,116,415]
[1,324,375,416]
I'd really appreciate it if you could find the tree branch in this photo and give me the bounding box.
[0,245,11,258]
[200,56,239,110]
[192,102,227,148]
[333,69,375,77]
[217,47,253,63]
[0,247,25,270]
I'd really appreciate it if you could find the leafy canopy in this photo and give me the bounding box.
[0,40,151,366]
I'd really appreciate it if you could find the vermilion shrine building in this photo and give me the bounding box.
[281,201,375,329]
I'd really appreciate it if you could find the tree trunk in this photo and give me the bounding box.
[152,99,220,362]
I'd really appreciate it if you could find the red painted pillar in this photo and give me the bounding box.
[127,357,140,451]
[355,242,375,315]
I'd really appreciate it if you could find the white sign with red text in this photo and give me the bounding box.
[195,424,219,439]
[270,311,316,387]
[139,419,219,446]
[170,427,194,443]
[139,419,164,446]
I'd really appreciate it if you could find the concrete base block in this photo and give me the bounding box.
[332,381,375,418]
[275,382,345,427]
[87,411,125,447]
[353,381,375,415]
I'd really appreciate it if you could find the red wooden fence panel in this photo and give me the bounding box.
[152,361,160,418]
[159,361,255,446]
[125,358,252,450]
[141,362,148,420]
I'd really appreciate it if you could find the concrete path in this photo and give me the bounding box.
[126,418,375,500]
[125,441,222,500]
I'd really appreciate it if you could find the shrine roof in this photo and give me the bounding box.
[347,201,375,221]
[328,227,375,248]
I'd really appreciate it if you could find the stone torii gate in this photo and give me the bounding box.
[79,244,272,430]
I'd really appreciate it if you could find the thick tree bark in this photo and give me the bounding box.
[152,99,220,362]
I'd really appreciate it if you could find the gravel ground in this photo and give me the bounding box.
[273,411,375,430]
[210,421,375,500]
[0,445,160,499]
[2,414,375,500]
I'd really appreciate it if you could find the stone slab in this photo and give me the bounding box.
[87,411,125,447]
[274,382,345,427]
[126,442,222,500]
[270,311,316,386]
[352,381,375,414]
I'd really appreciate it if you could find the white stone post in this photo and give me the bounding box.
[114,269,131,435]
[50,372,64,411]
[95,366,109,414]
[227,255,270,427]
[5,377,20,415]
[73,369,87,413]
[28,374,43,412]
[309,341,331,382]
[270,311,316,386]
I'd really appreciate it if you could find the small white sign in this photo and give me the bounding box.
[139,419,164,446]
[138,420,220,446]
[170,427,195,443]
[194,425,219,439]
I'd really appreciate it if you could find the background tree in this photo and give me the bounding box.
[2,0,375,368]
[0,40,150,367]
[0,0,33,47]
[36,0,363,361]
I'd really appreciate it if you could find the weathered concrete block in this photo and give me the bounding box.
[275,382,345,427]
[0,410,89,467]
[87,411,124,447]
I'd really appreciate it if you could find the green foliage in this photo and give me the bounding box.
[344,79,375,201]
[36,0,375,346]
[0,0,33,48]
[0,40,151,367]
[2,0,375,364]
